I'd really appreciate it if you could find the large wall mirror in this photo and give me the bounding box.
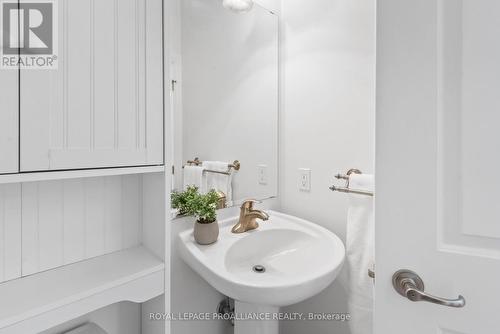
[170,0,279,215]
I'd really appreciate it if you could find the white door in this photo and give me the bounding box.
[375,1,500,333]
[20,0,164,172]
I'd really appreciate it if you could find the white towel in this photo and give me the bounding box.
[183,165,206,192]
[202,161,233,205]
[343,174,374,334]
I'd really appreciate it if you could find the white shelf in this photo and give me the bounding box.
[0,165,165,184]
[0,247,165,334]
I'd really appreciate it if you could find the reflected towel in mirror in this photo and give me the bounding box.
[183,165,207,192]
[203,161,233,206]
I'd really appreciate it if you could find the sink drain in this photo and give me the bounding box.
[252,265,266,273]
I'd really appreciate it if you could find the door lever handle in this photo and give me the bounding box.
[392,270,466,308]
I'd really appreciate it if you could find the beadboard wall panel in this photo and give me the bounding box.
[20,0,164,171]
[21,175,142,276]
[0,185,22,283]
[0,68,18,174]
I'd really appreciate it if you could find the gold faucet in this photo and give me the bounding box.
[231,200,270,234]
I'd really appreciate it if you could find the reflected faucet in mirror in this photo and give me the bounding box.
[232,200,269,233]
[215,190,227,210]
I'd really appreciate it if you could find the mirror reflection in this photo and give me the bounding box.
[171,0,279,215]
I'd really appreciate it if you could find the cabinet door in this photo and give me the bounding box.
[0,70,19,174]
[20,0,163,171]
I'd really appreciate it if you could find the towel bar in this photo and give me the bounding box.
[183,158,241,176]
[329,169,374,197]
[329,185,374,197]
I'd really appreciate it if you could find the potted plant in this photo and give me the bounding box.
[189,190,220,245]
[172,187,220,245]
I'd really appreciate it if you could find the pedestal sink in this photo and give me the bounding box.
[177,211,345,334]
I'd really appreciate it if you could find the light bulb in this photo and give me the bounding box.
[222,0,254,13]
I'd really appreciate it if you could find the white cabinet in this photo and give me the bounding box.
[0,69,19,174]
[20,0,164,172]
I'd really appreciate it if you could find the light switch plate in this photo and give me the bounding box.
[258,165,268,185]
[298,168,311,191]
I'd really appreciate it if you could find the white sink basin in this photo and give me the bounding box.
[177,211,345,311]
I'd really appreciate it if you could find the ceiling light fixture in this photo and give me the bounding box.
[222,0,254,13]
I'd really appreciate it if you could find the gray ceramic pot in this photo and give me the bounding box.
[193,220,219,245]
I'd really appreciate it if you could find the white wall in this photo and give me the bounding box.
[255,0,280,14]
[279,0,376,333]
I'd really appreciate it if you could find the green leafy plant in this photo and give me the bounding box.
[188,190,219,224]
[171,185,199,215]
[171,186,219,224]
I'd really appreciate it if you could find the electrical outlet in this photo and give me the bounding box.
[258,165,268,185]
[298,168,311,191]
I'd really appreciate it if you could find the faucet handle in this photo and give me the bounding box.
[241,199,261,210]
